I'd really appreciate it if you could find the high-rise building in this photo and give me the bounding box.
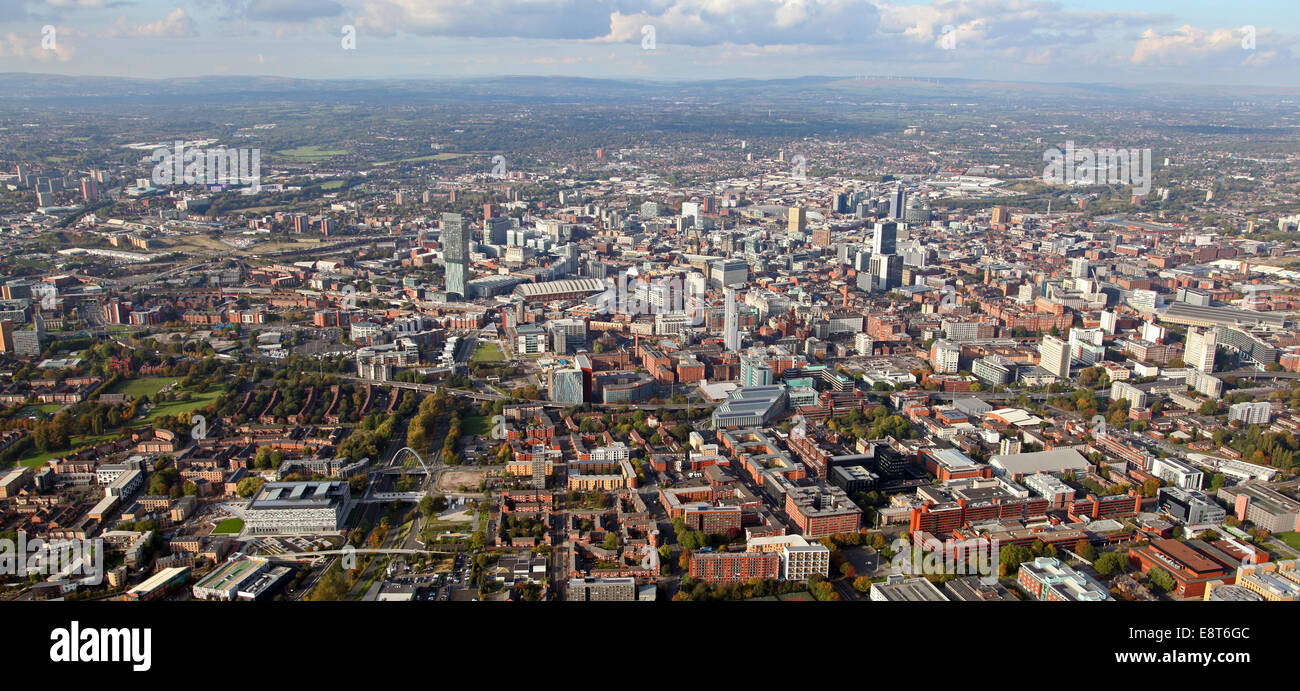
[868,253,902,291]
[871,221,898,256]
[991,206,1010,226]
[930,339,960,374]
[710,258,747,288]
[723,287,741,352]
[549,368,586,405]
[1110,381,1147,409]
[889,184,906,220]
[442,212,469,298]
[80,177,99,202]
[788,205,807,235]
[1185,327,1217,373]
[811,226,832,247]
[1228,402,1273,425]
[1039,334,1070,379]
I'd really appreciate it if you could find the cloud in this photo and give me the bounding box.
[0,28,75,61]
[104,8,198,38]
[193,0,345,22]
[1130,24,1291,66]
[351,0,615,39]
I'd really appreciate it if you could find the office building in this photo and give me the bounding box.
[788,205,807,235]
[710,258,748,288]
[888,185,906,220]
[1158,487,1225,527]
[1185,327,1216,373]
[870,574,948,602]
[567,577,637,601]
[1038,334,1070,379]
[1017,557,1111,601]
[245,481,350,535]
[871,221,898,256]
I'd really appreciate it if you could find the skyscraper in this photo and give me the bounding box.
[442,212,469,298]
[872,221,898,256]
[1039,335,1070,379]
[80,177,99,202]
[868,253,901,292]
[724,287,741,352]
[788,206,807,235]
[1185,327,1217,373]
[889,184,906,220]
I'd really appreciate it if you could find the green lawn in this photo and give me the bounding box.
[371,152,468,166]
[1277,532,1300,551]
[275,146,348,162]
[461,414,494,437]
[106,376,180,399]
[144,388,223,422]
[470,342,505,363]
[18,433,119,469]
[213,518,244,535]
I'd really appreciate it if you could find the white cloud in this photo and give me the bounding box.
[104,8,198,38]
[0,29,75,61]
[1131,24,1290,66]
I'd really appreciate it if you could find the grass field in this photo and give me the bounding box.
[107,376,180,399]
[213,518,244,535]
[372,152,468,166]
[19,433,119,469]
[461,414,494,437]
[320,180,346,190]
[276,146,348,162]
[1277,532,1300,551]
[145,388,223,422]
[470,342,505,363]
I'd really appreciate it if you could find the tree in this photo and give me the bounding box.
[852,576,873,593]
[1073,539,1098,562]
[236,476,265,498]
[1093,552,1127,577]
[602,532,620,551]
[1147,566,1176,593]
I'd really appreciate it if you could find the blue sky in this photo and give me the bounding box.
[0,1,1296,86]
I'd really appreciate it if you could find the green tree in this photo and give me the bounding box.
[1147,566,1176,593]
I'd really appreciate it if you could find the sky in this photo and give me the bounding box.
[0,0,1296,86]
